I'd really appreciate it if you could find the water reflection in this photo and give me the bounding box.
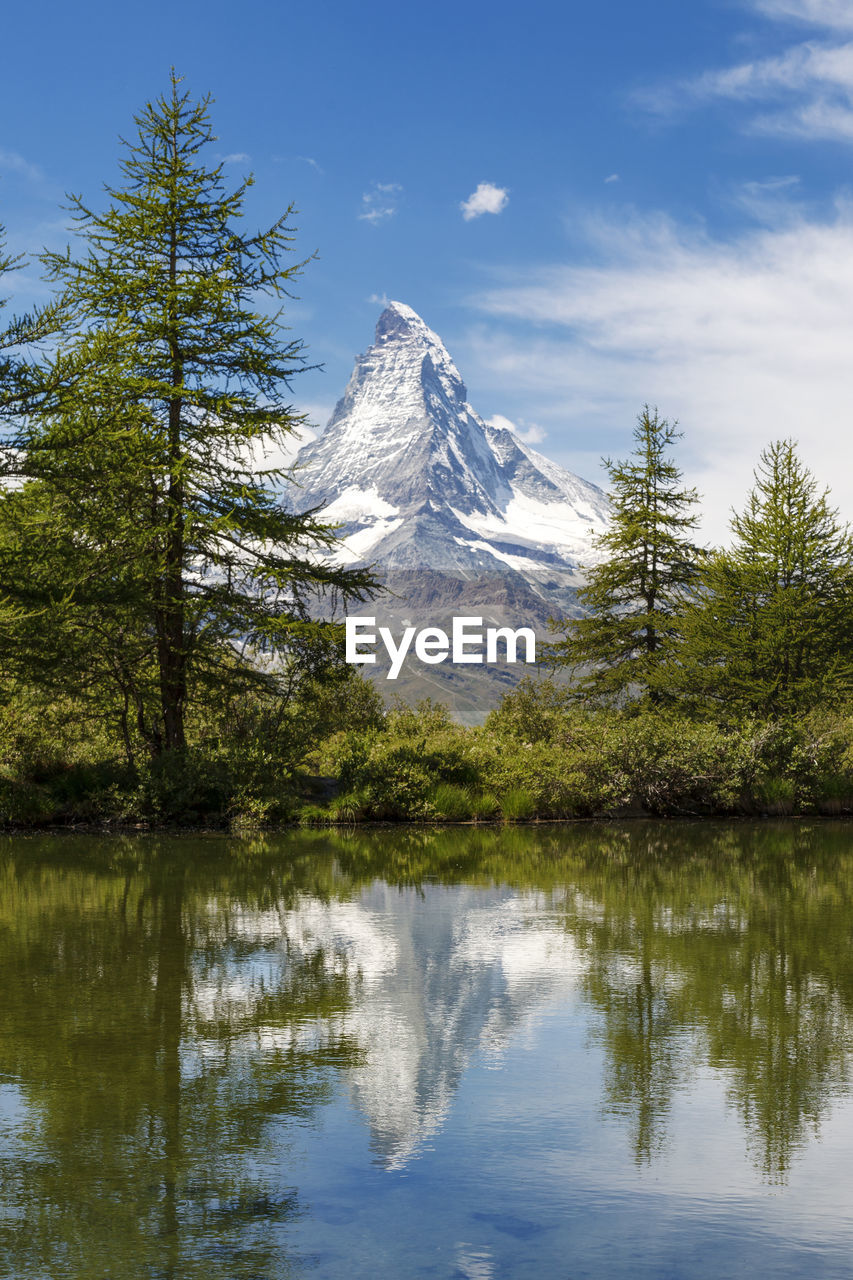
[265,884,580,1169]
[0,844,360,1278]
[0,822,852,1276]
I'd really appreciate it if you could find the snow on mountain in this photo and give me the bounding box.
[295,302,609,588]
[215,884,581,1170]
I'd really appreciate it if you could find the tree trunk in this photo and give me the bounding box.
[156,193,187,753]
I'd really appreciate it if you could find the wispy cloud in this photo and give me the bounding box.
[0,148,43,183]
[604,173,620,184]
[466,207,853,540]
[753,0,853,30]
[368,291,390,306]
[693,39,853,101]
[640,2,853,143]
[300,156,323,173]
[218,152,251,165]
[731,174,803,222]
[486,413,546,445]
[359,182,402,224]
[755,91,853,140]
[460,182,509,221]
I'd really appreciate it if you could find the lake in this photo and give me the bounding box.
[1,821,852,1278]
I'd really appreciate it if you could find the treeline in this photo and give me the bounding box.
[5,673,853,826]
[3,79,853,827]
[545,408,853,721]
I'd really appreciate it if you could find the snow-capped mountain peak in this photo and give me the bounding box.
[295,302,609,586]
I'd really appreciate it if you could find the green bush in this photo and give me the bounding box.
[12,646,853,826]
[429,782,474,821]
[469,791,500,820]
[133,752,233,824]
[756,775,796,816]
[329,699,480,819]
[327,794,365,824]
[469,734,622,818]
[608,713,753,815]
[298,803,330,827]
[484,676,576,742]
[500,788,536,821]
[0,776,56,826]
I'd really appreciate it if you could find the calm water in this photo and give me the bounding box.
[2,822,853,1278]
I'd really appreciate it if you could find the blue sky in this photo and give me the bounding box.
[3,0,853,538]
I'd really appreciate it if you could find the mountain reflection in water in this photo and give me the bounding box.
[1,821,852,1278]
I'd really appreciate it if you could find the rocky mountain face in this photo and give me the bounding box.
[295,302,609,719]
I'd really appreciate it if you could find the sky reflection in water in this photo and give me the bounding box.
[1,821,852,1278]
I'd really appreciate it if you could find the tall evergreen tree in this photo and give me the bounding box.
[0,222,28,421]
[0,222,61,689]
[675,439,853,719]
[0,221,17,360]
[0,221,59,414]
[0,77,376,755]
[546,406,703,705]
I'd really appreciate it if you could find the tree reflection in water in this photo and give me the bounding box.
[0,839,361,1278]
[0,821,852,1276]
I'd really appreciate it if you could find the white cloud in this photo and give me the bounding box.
[359,182,402,224]
[604,173,620,184]
[219,152,251,165]
[242,418,319,477]
[300,156,323,173]
[368,292,390,306]
[460,182,509,221]
[0,148,43,183]
[642,3,853,143]
[296,402,333,432]
[466,208,853,542]
[486,413,546,445]
[754,0,853,30]
[690,40,853,102]
[733,174,802,222]
[754,93,853,140]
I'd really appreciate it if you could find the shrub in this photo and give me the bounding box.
[469,791,500,821]
[608,713,752,815]
[134,752,233,824]
[484,676,576,742]
[298,803,330,826]
[469,734,623,818]
[500,788,536,821]
[757,775,796,816]
[429,783,474,821]
[0,776,56,826]
[814,774,853,814]
[327,794,364,824]
[329,698,481,819]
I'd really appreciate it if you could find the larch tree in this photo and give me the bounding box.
[0,221,18,390]
[546,406,703,706]
[675,439,853,719]
[0,76,376,757]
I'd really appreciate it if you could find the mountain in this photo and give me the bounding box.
[297,301,609,585]
[294,302,610,718]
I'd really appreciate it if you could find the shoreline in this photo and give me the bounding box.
[2,810,851,838]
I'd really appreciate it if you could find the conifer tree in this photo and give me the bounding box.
[0,76,376,755]
[0,222,28,421]
[0,222,60,694]
[546,407,702,705]
[0,221,59,413]
[675,439,853,719]
[0,221,17,361]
